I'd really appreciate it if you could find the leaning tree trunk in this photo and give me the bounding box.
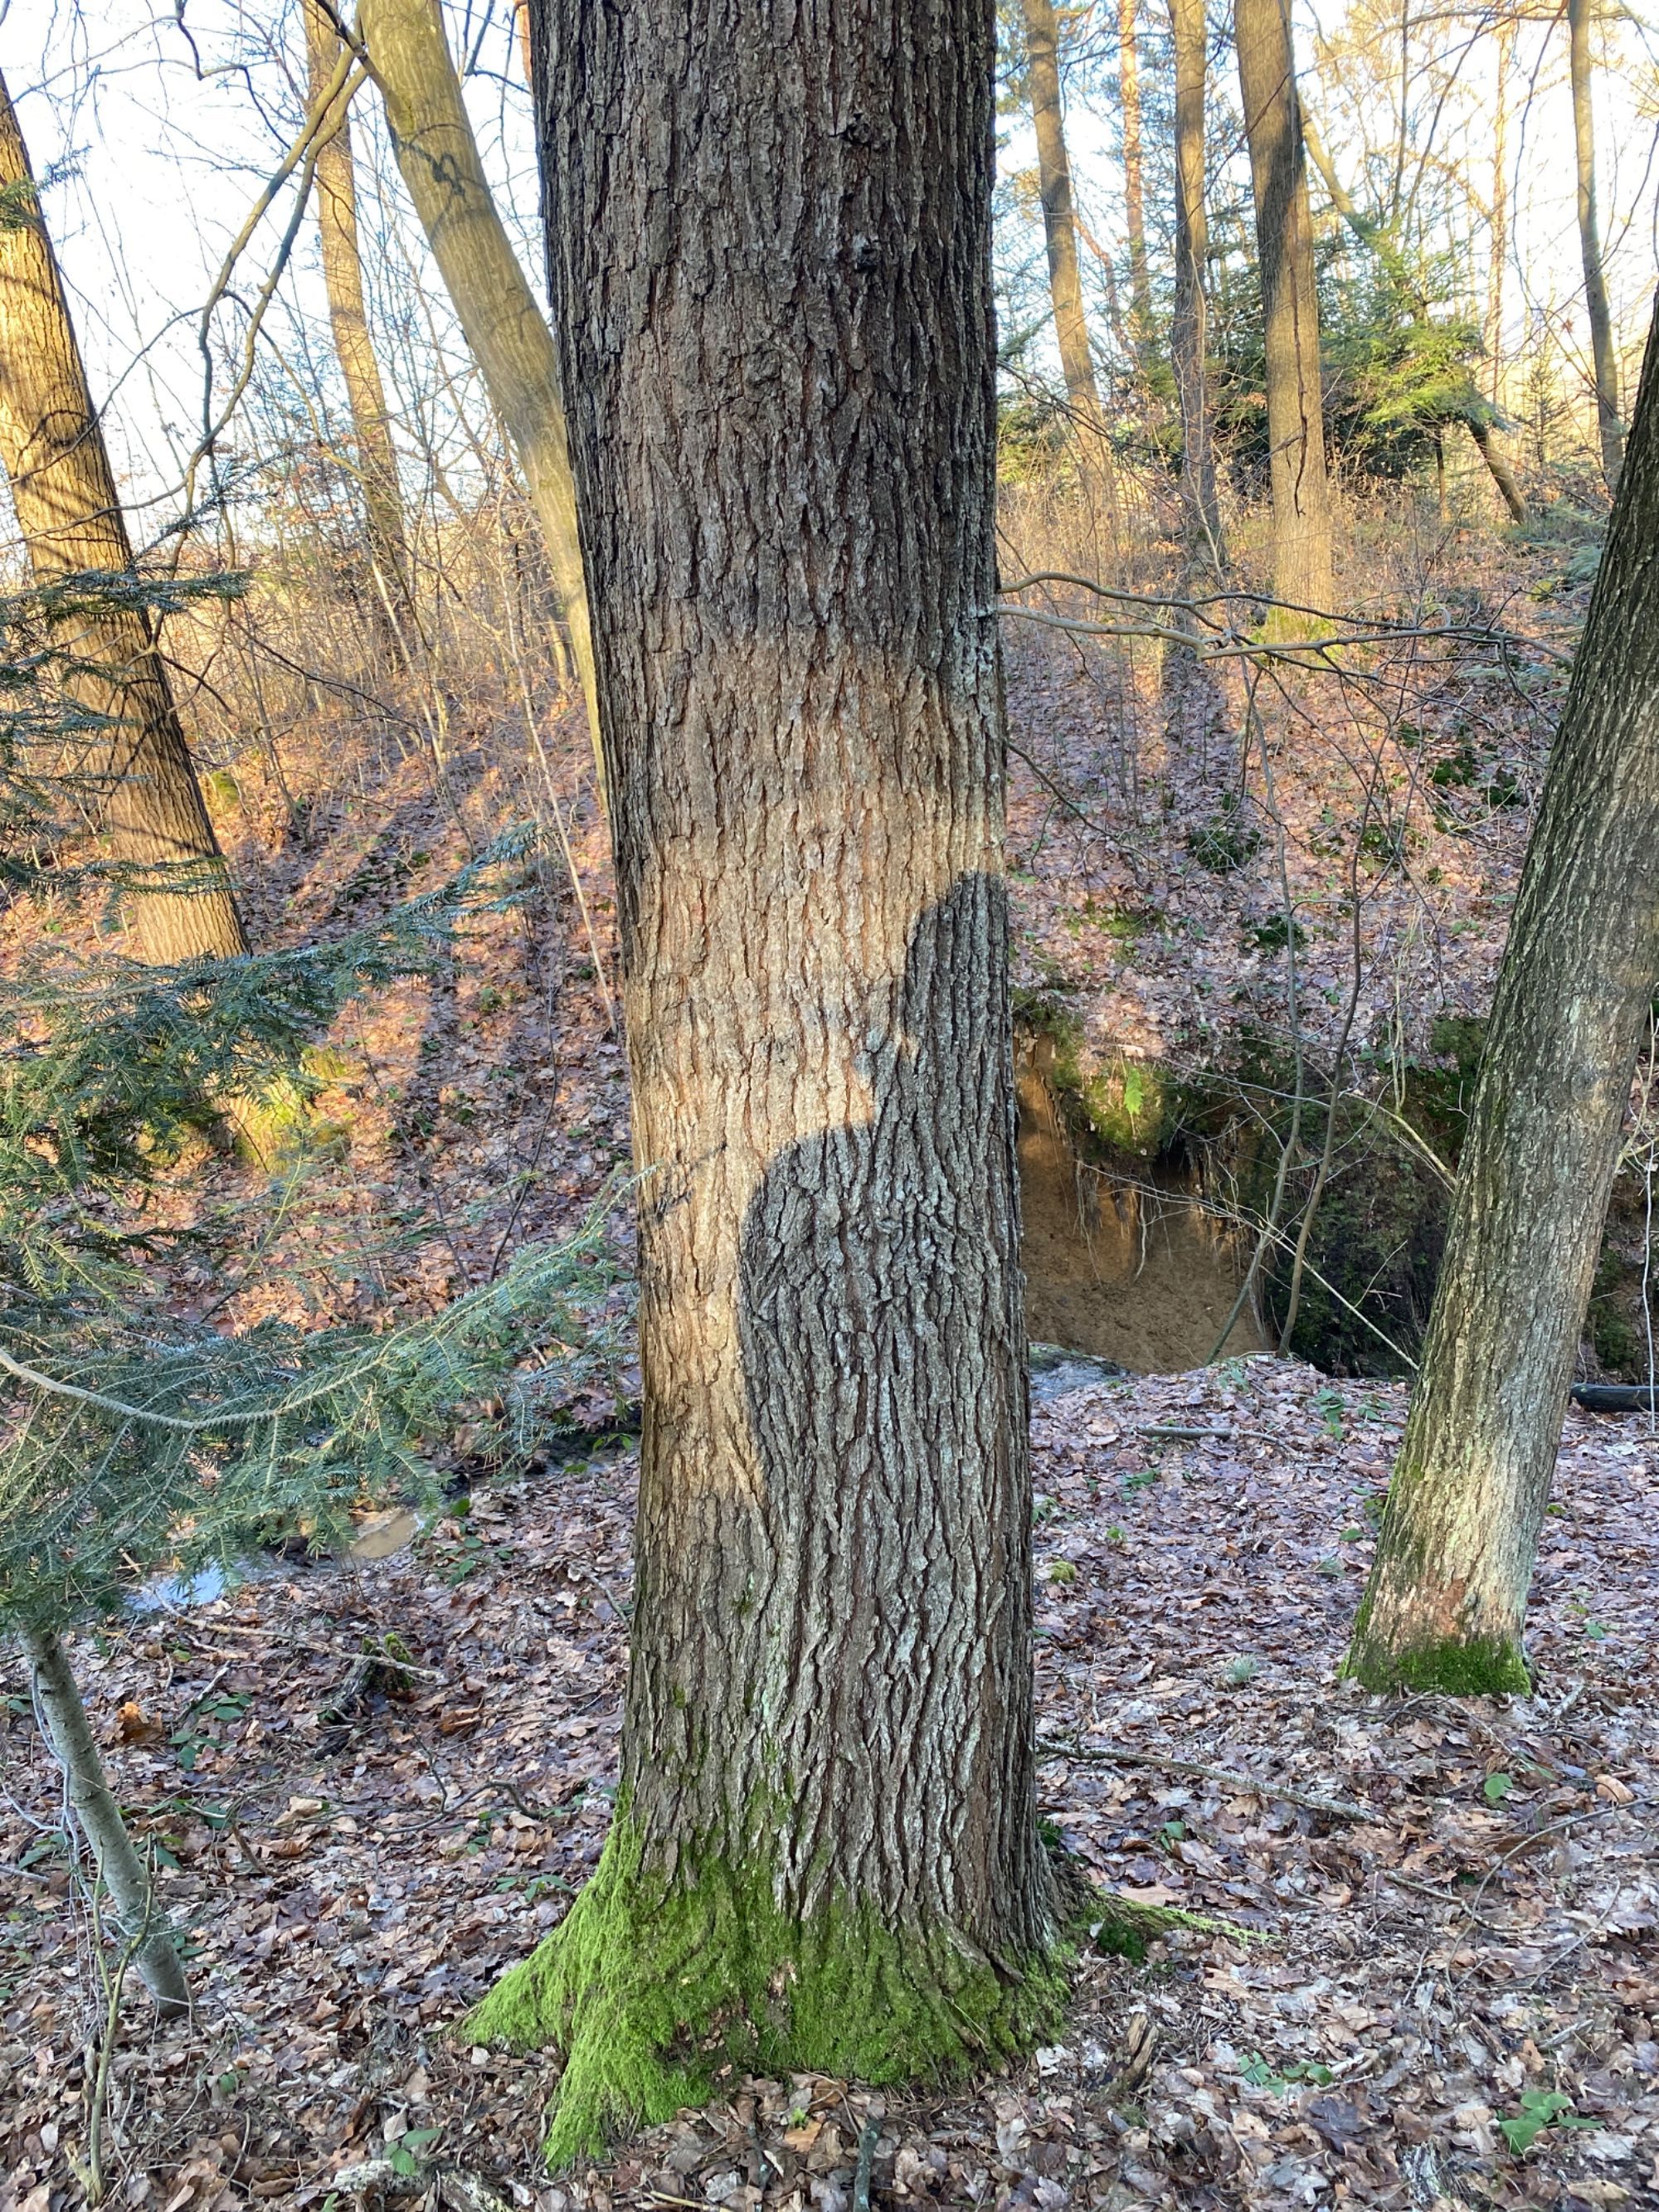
[1171,0,1223,571]
[1568,0,1623,491]
[22,1627,189,2013]
[1234,0,1333,620]
[1345,305,1659,1695]
[0,74,246,964]
[303,0,410,610]
[358,0,601,790]
[1022,0,1107,430]
[469,0,1056,2160]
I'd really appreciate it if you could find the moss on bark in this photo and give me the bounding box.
[466,1821,1066,2166]
[1342,1609,1530,1696]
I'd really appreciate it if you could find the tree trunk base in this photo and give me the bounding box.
[1342,1616,1531,1696]
[465,1822,1065,2166]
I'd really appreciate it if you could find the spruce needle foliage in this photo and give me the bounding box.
[0,573,625,1638]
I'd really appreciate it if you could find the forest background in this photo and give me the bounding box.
[0,0,1657,2209]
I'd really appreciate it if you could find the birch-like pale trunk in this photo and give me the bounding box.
[0,74,246,963]
[1171,0,1223,570]
[469,0,1055,2160]
[1346,308,1659,1694]
[357,0,601,789]
[303,0,410,608]
[22,1627,189,2013]
[1568,0,1623,490]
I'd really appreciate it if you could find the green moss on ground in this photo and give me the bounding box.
[465,1821,1067,2167]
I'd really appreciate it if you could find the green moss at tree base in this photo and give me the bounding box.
[1341,1624,1531,1697]
[465,1821,1067,2167]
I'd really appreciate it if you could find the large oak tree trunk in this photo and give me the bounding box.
[1171,0,1223,571]
[303,0,410,610]
[1568,0,1623,491]
[357,0,602,788]
[0,75,246,965]
[1346,306,1659,1694]
[1234,0,1332,618]
[1022,0,1106,430]
[471,0,1057,2157]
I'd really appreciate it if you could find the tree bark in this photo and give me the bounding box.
[1023,0,1106,427]
[1346,305,1659,1694]
[0,74,246,964]
[303,0,410,609]
[1468,416,1527,526]
[1233,0,1333,618]
[1118,0,1153,361]
[22,1627,189,2013]
[1171,0,1223,570]
[357,0,602,790]
[1486,13,1512,409]
[469,0,1056,2157]
[1568,0,1623,491]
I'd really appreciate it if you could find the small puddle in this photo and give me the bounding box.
[1018,1062,1267,1373]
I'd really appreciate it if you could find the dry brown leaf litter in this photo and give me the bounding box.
[3,1363,1656,2212]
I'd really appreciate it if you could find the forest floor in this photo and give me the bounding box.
[2,1362,1657,2212]
[3,503,1655,2209]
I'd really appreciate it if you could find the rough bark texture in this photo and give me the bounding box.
[1117,0,1152,360]
[303,0,410,607]
[472,0,1058,2157]
[1022,0,1105,427]
[1233,0,1332,618]
[22,1628,189,2013]
[358,0,601,785]
[1171,0,1223,571]
[1346,309,1659,1695]
[0,74,246,964]
[1568,0,1623,491]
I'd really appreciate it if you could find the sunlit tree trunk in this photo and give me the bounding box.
[358,0,601,789]
[0,75,246,964]
[1234,0,1332,617]
[1568,0,1623,490]
[469,0,1055,2158]
[303,0,409,609]
[1486,13,1512,410]
[1118,0,1153,361]
[1346,307,1659,1694]
[1023,0,1106,428]
[1171,0,1223,570]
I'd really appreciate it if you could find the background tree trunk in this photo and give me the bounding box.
[0,74,246,964]
[1118,0,1153,362]
[358,0,602,790]
[1023,0,1107,428]
[470,0,1055,2158]
[22,1627,189,2013]
[1486,13,1512,409]
[303,0,410,611]
[1346,306,1659,1695]
[1234,0,1333,617]
[1171,0,1223,571]
[1568,0,1623,490]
